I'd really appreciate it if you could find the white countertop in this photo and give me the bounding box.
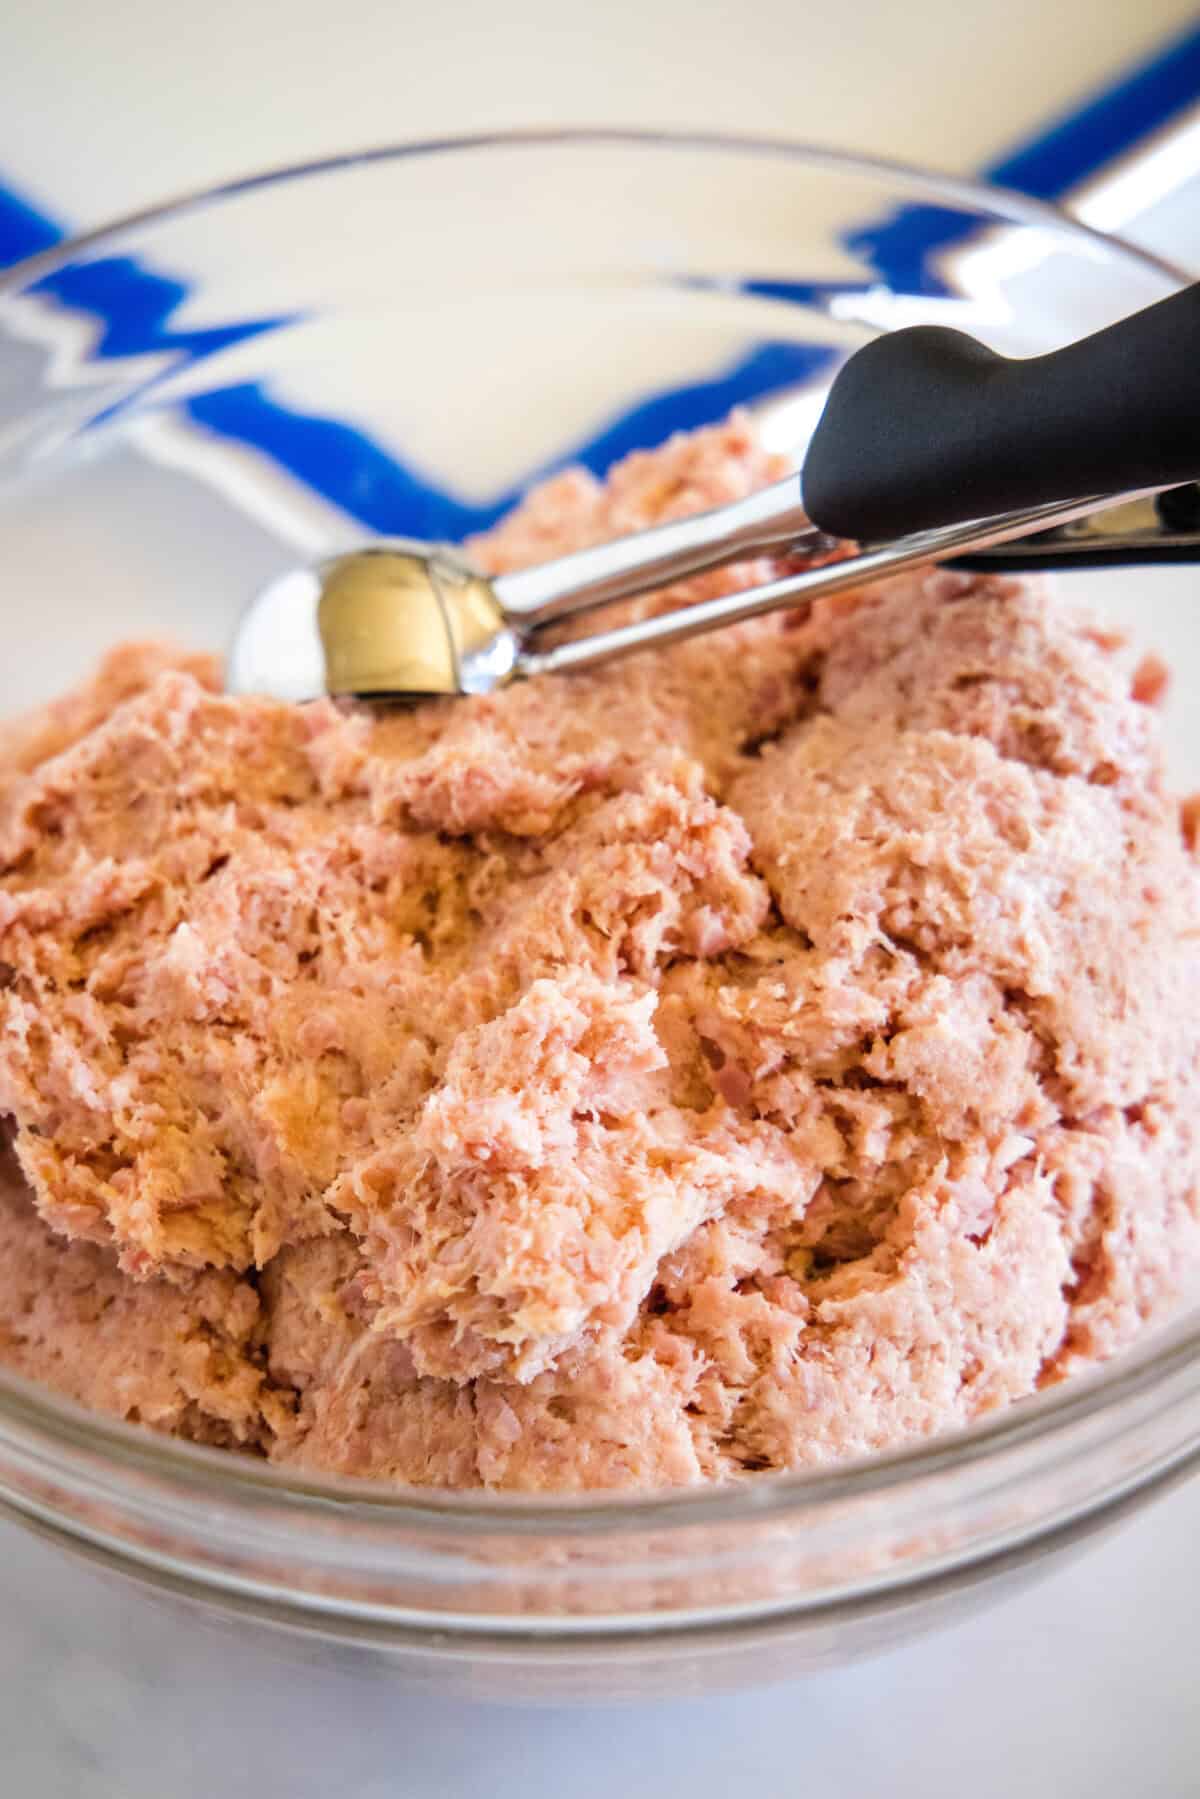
[3,6,1199,1793]
[2,1477,1197,1798]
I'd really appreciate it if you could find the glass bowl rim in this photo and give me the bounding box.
[0,124,1195,1536]
[0,124,1190,296]
[0,1302,1197,1534]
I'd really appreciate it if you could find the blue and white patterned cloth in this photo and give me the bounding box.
[1,25,1197,540]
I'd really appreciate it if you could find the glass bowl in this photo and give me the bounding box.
[0,131,1197,1703]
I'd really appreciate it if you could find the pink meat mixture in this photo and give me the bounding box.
[1,414,1199,1492]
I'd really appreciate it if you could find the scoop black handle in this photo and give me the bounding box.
[802,282,1200,543]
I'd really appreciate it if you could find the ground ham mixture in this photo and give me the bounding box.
[1,415,1199,1492]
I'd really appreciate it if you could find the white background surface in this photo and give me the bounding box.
[3,4,1200,1795]
[2,0,1198,225]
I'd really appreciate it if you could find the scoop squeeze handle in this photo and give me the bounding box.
[802,282,1200,543]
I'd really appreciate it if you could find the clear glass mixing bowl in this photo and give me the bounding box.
[0,131,1197,1701]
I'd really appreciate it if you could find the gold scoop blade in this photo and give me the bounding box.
[317,547,512,697]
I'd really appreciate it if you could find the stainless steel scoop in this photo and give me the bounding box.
[228,285,1200,703]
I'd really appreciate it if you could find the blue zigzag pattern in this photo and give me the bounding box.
[1,24,1197,537]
